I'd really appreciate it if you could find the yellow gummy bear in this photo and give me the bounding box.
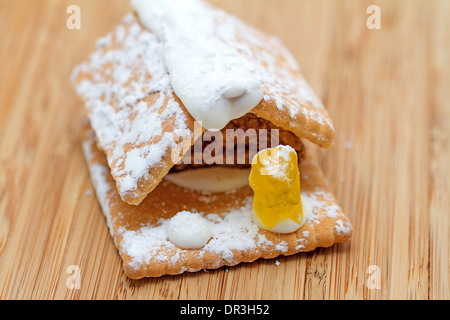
[249,145,303,230]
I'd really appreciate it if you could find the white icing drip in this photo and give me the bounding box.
[131,0,264,130]
[164,167,250,193]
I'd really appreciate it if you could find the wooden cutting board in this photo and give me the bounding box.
[0,0,448,300]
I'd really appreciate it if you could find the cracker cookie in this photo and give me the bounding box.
[82,124,351,279]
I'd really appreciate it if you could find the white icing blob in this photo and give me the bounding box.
[164,167,250,193]
[166,211,212,249]
[131,0,264,130]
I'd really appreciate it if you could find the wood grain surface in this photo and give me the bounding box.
[0,0,449,300]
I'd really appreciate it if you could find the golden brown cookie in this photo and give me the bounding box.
[82,124,350,279]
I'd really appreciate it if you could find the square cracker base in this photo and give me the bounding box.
[81,124,352,279]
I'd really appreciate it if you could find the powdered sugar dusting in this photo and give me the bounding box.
[73,14,191,198]
[335,219,352,235]
[82,139,114,236]
[112,191,348,271]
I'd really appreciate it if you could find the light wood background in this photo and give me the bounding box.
[0,0,448,300]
